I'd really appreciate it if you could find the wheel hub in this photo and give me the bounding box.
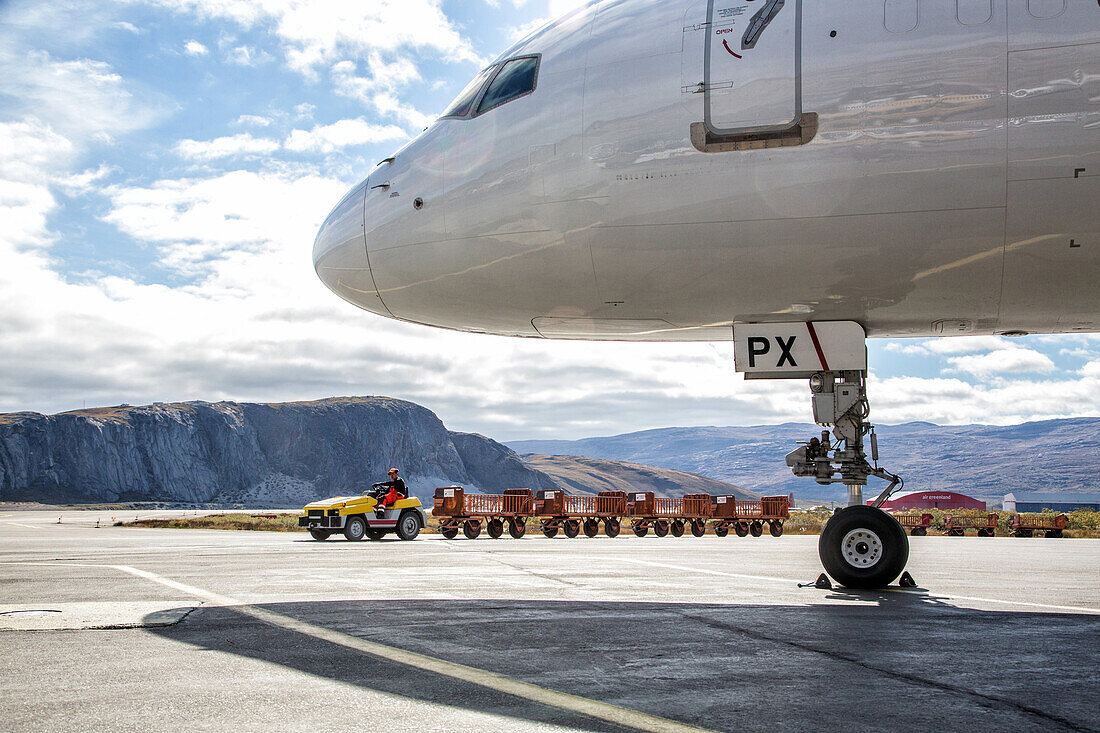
[841,528,882,568]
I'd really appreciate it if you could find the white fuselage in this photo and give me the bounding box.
[313,0,1099,341]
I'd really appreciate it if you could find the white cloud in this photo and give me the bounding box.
[112,21,142,34]
[226,45,271,66]
[234,114,271,127]
[175,133,280,160]
[0,51,164,144]
[885,335,1019,357]
[183,39,208,55]
[144,0,480,76]
[330,55,433,129]
[284,119,407,154]
[946,348,1055,378]
[1082,361,1100,378]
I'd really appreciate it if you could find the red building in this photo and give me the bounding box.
[870,490,986,511]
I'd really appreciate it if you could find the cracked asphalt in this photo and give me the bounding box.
[1,510,1097,731]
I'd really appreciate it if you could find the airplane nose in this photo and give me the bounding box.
[312,180,391,317]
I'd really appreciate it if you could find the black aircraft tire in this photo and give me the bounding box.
[343,516,367,542]
[819,506,909,589]
[309,529,331,541]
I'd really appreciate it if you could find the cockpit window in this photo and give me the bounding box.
[475,55,539,115]
[441,65,497,118]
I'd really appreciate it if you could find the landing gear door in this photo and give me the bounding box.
[704,0,801,135]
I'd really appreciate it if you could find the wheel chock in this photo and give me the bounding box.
[898,571,917,588]
[798,573,833,590]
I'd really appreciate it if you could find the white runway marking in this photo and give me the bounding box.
[108,564,715,733]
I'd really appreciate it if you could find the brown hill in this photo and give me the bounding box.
[520,454,758,500]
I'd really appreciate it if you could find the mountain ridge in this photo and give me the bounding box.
[508,417,1100,503]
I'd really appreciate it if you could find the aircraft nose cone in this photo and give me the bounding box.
[312,182,390,317]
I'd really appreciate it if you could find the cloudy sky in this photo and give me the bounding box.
[1,0,1098,441]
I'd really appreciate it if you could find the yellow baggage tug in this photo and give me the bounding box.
[299,490,426,541]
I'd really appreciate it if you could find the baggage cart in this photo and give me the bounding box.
[1009,512,1067,538]
[625,492,712,537]
[943,513,998,537]
[432,486,533,539]
[892,512,933,536]
[710,494,790,537]
[534,490,628,537]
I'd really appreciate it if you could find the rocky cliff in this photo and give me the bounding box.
[0,397,558,506]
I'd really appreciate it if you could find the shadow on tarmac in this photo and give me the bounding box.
[146,597,1100,731]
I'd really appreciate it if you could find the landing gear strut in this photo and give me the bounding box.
[785,370,908,588]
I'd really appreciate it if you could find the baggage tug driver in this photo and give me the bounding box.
[373,468,407,517]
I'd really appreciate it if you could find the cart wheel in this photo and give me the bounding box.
[487,518,504,539]
[463,520,481,539]
[604,518,621,538]
[309,529,331,541]
[819,506,908,589]
[441,525,459,540]
[669,520,684,537]
[691,519,706,537]
[749,521,763,538]
[713,523,729,537]
[343,516,367,541]
[734,522,749,537]
[508,519,526,539]
[1045,529,1061,538]
[542,523,559,538]
[769,521,783,537]
[564,519,580,538]
[583,518,600,538]
[653,520,669,538]
[632,523,648,537]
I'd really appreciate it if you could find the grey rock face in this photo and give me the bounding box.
[0,397,556,505]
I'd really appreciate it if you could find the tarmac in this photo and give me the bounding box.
[1,509,1098,732]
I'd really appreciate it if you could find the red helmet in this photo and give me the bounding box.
[388,468,399,475]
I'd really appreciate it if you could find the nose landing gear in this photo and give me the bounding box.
[784,370,908,588]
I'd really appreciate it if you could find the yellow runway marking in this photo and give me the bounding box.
[110,564,715,733]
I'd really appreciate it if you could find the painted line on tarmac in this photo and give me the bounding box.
[918,592,1100,615]
[109,564,715,733]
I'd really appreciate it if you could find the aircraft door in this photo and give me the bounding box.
[704,0,801,135]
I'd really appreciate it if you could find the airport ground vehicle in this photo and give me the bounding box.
[943,513,999,537]
[432,487,790,539]
[892,513,933,536]
[1010,513,1068,538]
[300,490,427,541]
